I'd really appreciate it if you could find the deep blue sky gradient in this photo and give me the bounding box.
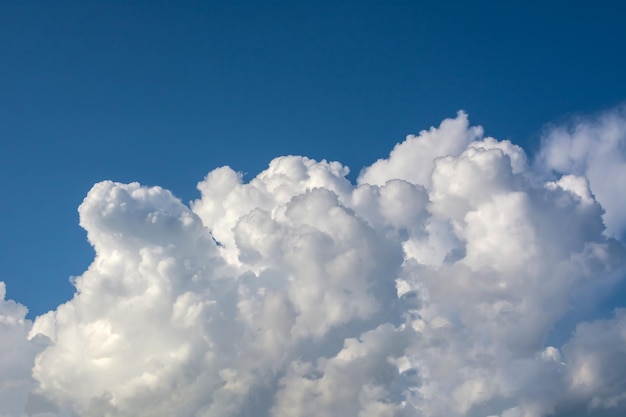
[1,1,625,318]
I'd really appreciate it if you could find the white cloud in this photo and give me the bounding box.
[562,310,626,411]
[358,111,484,188]
[0,283,60,417]
[0,282,35,417]
[1,109,625,416]
[538,107,626,238]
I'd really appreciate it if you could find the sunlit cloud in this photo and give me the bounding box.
[2,109,625,417]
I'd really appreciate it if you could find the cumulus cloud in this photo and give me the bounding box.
[1,109,626,417]
[0,282,37,417]
[562,310,626,412]
[537,107,626,238]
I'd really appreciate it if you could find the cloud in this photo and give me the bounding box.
[0,282,37,417]
[1,109,626,416]
[537,107,626,239]
[358,111,485,188]
[561,310,626,412]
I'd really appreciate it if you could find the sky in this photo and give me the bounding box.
[1,1,626,417]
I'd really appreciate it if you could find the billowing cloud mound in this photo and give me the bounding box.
[537,107,626,239]
[2,109,626,417]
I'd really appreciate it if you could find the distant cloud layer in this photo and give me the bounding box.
[2,109,625,417]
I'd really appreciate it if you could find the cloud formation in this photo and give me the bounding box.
[2,109,626,417]
[537,107,626,239]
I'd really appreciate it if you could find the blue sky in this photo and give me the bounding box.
[1,1,625,317]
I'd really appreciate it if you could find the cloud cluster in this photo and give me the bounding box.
[1,109,625,417]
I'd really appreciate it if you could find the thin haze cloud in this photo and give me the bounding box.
[1,109,626,417]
